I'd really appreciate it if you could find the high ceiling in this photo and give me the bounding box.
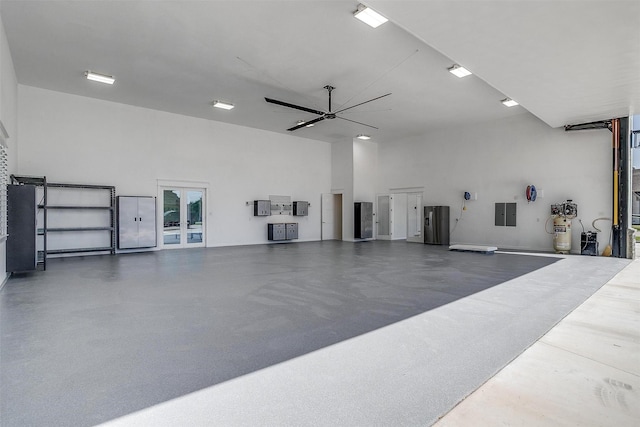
[1,0,638,143]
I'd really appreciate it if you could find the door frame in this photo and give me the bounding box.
[157,179,208,249]
[406,192,423,243]
[321,192,343,241]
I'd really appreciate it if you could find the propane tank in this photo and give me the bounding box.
[553,216,572,254]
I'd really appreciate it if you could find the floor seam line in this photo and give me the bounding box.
[538,340,640,377]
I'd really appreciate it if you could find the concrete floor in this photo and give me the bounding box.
[0,241,634,426]
[436,255,640,426]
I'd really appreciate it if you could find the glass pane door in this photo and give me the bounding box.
[162,187,206,248]
[377,194,391,239]
[163,190,181,245]
[187,190,203,244]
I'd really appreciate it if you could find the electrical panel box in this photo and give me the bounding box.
[495,203,517,227]
[268,223,286,241]
[293,201,308,216]
[285,223,298,239]
[254,200,271,216]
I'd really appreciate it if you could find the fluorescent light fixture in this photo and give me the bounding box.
[448,64,472,78]
[213,100,234,110]
[501,98,519,107]
[85,70,115,85]
[356,134,371,140]
[354,4,388,28]
[297,120,314,128]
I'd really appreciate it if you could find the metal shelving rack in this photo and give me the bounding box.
[40,182,116,257]
[10,176,116,270]
[10,174,47,270]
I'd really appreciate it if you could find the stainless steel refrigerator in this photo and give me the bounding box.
[424,206,450,245]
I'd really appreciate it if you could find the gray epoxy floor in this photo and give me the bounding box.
[0,241,628,426]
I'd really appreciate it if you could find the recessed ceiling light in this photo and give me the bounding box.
[297,120,314,128]
[354,4,388,28]
[501,98,519,107]
[448,64,472,78]
[213,100,234,110]
[356,134,371,140]
[85,70,115,85]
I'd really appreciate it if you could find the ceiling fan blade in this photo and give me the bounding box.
[333,93,391,114]
[336,116,379,130]
[287,116,325,131]
[265,97,325,115]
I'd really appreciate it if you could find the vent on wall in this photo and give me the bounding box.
[0,125,8,238]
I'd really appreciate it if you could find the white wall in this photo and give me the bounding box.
[0,12,18,284]
[331,139,353,241]
[0,14,18,155]
[352,139,377,241]
[378,113,612,253]
[353,139,378,203]
[17,85,332,247]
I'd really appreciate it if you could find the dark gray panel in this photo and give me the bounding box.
[495,202,505,226]
[506,203,517,227]
[7,185,36,272]
[7,185,37,272]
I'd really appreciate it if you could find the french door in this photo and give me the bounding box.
[161,187,205,248]
[377,194,391,240]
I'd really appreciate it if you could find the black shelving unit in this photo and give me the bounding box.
[10,174,47,270]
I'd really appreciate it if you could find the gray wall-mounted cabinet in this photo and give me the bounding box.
[293,201,308,216]
[285,223,298,239]
[118,196,157,249]
[268,223,298,241]
[354,202,373,239]
[268,223,286,241]
[254,200,271,216]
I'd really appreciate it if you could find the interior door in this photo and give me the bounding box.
[376,194,391,240]
[321,193,342,240]
[406,193,423,243]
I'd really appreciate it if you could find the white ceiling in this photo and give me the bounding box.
[1,0,638,143]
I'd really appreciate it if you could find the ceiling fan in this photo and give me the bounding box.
[265,85,391,131]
